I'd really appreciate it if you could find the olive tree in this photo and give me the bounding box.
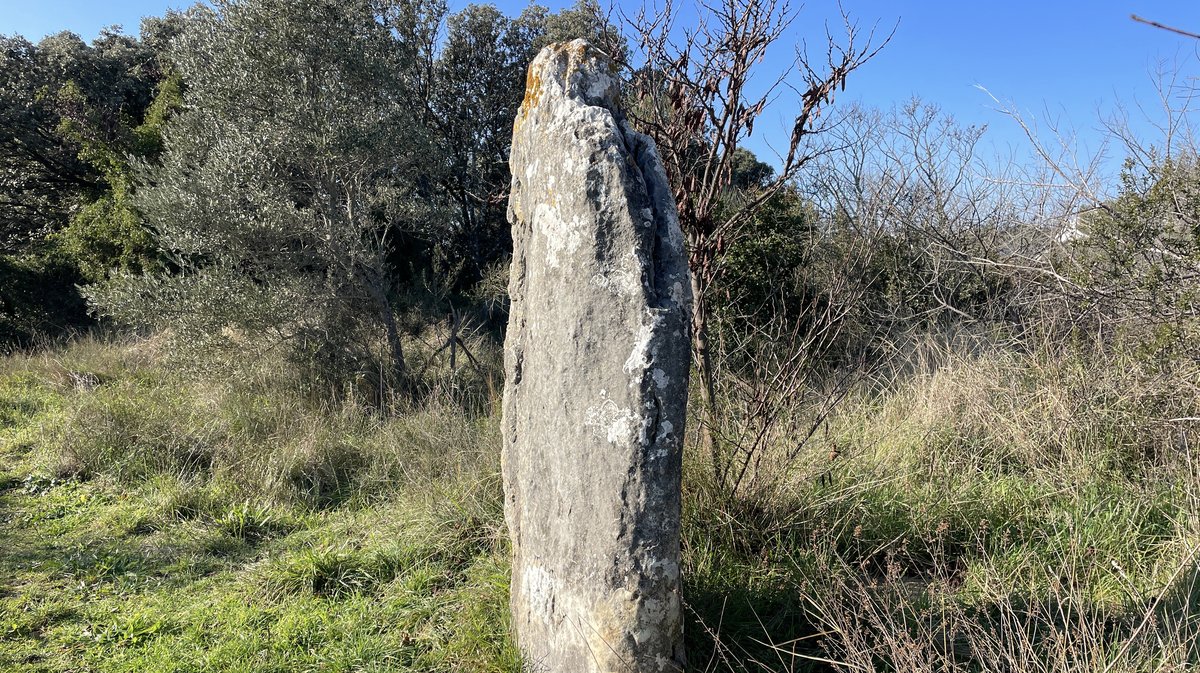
[90,0,440,392]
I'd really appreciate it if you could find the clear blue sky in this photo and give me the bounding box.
[4,0,1199,181]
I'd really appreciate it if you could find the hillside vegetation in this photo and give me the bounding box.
[3,0,1200,670]
[2,325,1198,671]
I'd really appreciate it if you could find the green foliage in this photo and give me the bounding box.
[2,0,631,362]
[56,194,156,282]
[1,32,101,252]
[416,2,541,288]
[1067,155,1200,365]
[728,147,775,190]
[1,20,181,346]
[88,0,445,390]
[536,0,627,63]
[0,253,89,350]
[413,0,627,292]
[54,70,183,282]
[3,24,169,245]
[132,73,183,158]
[711,185,814,324]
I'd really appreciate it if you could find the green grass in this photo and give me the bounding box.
[1,334,1198,671]
[0,338,519,672]
[0,464,520,672]
[680,333,1200,671]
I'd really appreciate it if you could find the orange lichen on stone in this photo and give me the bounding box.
[563,40,596,87]
[521,62,543,116]
[566,39,590,60]
[516,41,592,129]
[513,64,542,139]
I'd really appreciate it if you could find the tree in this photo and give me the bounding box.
[539,0,627,63]
[1061,156,1200,363]
[89,0,440,393]
[626,0,889,485]
[808,100,1025,332]
[416,3,540,287]
[413,0,628,291]
[0,32,100,254]
[0,21,179,346]
[980,54,1200,360]
[0,23,180,253]
[52,15,188,282]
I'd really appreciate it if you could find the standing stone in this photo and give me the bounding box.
[502,40,692,672]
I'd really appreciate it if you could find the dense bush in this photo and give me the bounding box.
[1057,155,1200,366]
[0,253,89,351]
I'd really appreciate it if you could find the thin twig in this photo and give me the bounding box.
[1131,14,1200,40]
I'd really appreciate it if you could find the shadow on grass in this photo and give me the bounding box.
[684,574,832,673]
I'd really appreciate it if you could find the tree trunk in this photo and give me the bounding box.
[361,269,408,392]
[689,254,722,489]
[379,302,407,389]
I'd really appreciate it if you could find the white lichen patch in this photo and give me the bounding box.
[643,554,681,582]
[578,585,680,669]
[589,265,639,297]
[585,391,637,445]
[658,419,673,440]
[669,281,686,305]
[652,368,670,389]
[632,596,673,645]
[533,203,583,268]
[623,309,664,376]
[521,565,557,625]
[638,413,657,448]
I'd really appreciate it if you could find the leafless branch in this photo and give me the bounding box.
[1132,14,1200,40]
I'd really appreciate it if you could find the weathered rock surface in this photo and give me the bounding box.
[502,40,692,673]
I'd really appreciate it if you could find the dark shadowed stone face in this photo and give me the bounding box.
[502,39,693,673]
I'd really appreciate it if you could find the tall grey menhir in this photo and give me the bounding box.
[502,40,693,672]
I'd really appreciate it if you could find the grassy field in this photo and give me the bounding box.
[2,334,1199,671]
